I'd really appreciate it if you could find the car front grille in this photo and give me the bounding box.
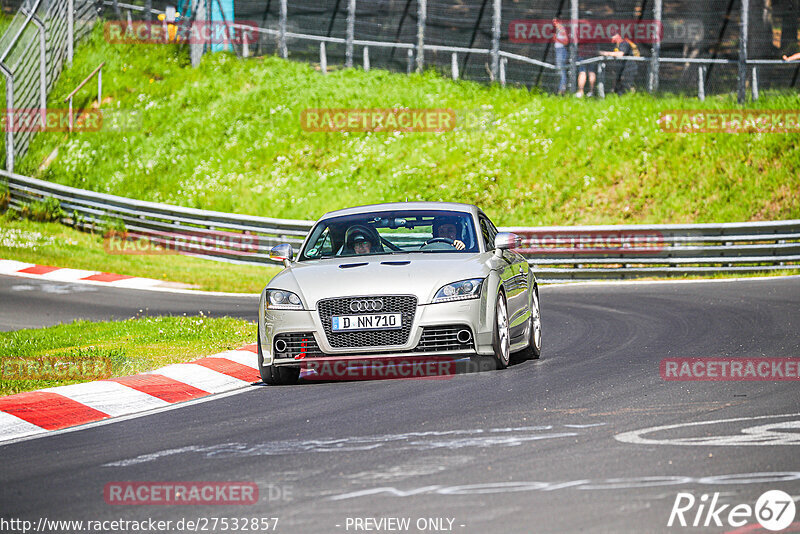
[318,295,417,348]
[415,326,475,352]
[274,332,324,359]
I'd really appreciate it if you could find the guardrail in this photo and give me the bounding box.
[1,170,313,264]
[2,170,799,281]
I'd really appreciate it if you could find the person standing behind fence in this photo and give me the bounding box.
[601,32,640,94]
[576,42,597,98]
[783,52,800,61]
[553,18,569,95]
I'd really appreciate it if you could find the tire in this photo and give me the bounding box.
[517,287,542,360]
[257,326,300,386]
[492,292,511,369]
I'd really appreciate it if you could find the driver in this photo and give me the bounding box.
[432,217,466,250]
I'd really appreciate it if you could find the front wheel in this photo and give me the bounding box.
[257,326,299,385]
[492,292,511,369]
[517,287,542,360]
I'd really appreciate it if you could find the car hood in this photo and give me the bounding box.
[268,253,492,307]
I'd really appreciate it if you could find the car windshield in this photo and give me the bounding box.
[299,210,479,260]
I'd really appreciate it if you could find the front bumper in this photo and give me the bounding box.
[260,296,494,366]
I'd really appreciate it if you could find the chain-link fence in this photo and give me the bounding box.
[222,0,799,98]
[1,0,98,171]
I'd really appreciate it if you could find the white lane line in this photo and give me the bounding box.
[214,350,259,370]
[0,259,35,274]
[39,268,99,282]
[615,412,800,446]
[541,274,800,289]
[0,412,47,441]
[107,277,163,289]
[0,271,259,297]
[150,363,251,393]
[40,381,169,417]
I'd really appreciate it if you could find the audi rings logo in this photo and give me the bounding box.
[350,298,384,312]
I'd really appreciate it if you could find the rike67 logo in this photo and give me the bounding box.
[668,490,796,531]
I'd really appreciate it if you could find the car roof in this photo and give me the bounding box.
[319,202,480,220]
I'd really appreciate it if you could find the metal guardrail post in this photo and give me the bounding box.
[738,0,749,104]
[568,0,578,93]
[751,66,758,100]
[597,61,606,98]
[345,0,355,67]
[490,0,500,81]
[499,57,506,86]
[407,49,413,74]
[320,42,327,74]
[451,52,459,80]
[145,0,152,21]
[2,67,14,172]
[648,0,662,93]
[25,11,48,129]
[363,46,369,71]
[63,63,106,133]
[698,65,705,101]
[190,0,207,67]
[279,0,288,58]
[416,0,426,72]
[68,0,74,65]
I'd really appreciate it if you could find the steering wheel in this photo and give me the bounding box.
[424,237,455,246]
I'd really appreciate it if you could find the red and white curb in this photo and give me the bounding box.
[0,344,261,443]
[0,258,195,290]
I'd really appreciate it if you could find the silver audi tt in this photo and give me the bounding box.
[258,202,542,385]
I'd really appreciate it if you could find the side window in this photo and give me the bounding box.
[479,215,497,250]
[305,227,333,258]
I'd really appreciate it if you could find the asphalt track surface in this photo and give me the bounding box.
[1,274,799,533]
[0,274,256,331]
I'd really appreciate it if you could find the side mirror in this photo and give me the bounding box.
[270,244,294,267]
[494,232,521,251]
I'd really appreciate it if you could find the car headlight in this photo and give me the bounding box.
[433,278,484,303]
[266,289,303,309]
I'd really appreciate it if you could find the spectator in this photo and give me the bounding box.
[553,18,569,95]
[601,32,641,94]
[576,42,597,98]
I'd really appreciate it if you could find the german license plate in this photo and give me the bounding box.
[331,313,402,332]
